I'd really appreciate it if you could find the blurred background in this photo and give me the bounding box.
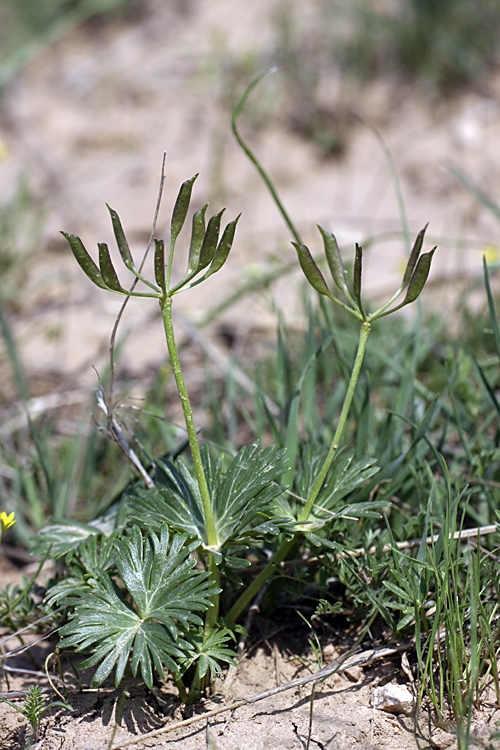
[1,0,500,541]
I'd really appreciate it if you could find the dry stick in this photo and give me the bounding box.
[104,152,167,478]
[0,614,58,649]
[100,643,410,750]
[0,629,61,659]
[239,523,500,577]
[95,390,153,489]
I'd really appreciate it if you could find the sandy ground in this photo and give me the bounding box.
[3,596,500,750]
[2,1,500,748]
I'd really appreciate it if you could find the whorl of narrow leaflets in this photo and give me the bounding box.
[293,223,436,322]
[60,174,239,299]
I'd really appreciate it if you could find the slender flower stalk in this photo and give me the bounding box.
[226,321,372,624]
[160,296,217,548]
[298,321,371,521]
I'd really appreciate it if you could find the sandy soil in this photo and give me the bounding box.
[2,1,500,748]
[3,584,500,750]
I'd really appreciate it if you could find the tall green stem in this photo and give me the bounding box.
[226,535,295,624]
[226,320,372,624]
[298,320,371,520]
[159,296,217,548]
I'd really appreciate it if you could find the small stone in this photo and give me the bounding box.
[343,665,363,682]
[372,683,414,716]
[430,729,457,749]
[323,644,336,659]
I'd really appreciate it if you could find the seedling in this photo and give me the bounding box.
[0,684,71,748]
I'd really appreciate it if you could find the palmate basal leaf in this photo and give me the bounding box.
[43,532,117,609]
[280,445,381,529]
[128,442,290,554]
[180,626,238,680]
[31,519,102,559]
[131,459,207,541]
[58,525,218,688]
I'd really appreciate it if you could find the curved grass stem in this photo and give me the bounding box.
[232,68,302,246]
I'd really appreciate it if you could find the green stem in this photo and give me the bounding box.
[159,296,217,548]
[174,676,189,705]
[298,320,371,521]
[226,535,296,624]
[226,321,372,625]
[204,557,221,633]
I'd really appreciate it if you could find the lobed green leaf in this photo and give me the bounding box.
[203,214,241,280]
[211,441,288,546]
[401,224,428,289]
[98,242,126,293]
[296,446,380,527]
[318,225,349,295]
[180,626,237,680]
[154,238,166,292]
[58,526,217,688]
[131,460,207,541]
[403,248,435,304]
[129,443,290,554]
[31,519,100,559]
[353,243,364,315]
[198,209,225,271]
[187,204,208,274]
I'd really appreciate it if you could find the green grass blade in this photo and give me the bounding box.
[483,257,500,358]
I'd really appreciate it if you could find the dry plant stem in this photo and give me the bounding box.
[240,523,500,576]
[107,153,167,416]
[226,321,372,624]
[95,390,153,489]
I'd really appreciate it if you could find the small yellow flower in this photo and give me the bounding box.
[482,245,500,265]
[0,511,15,541]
